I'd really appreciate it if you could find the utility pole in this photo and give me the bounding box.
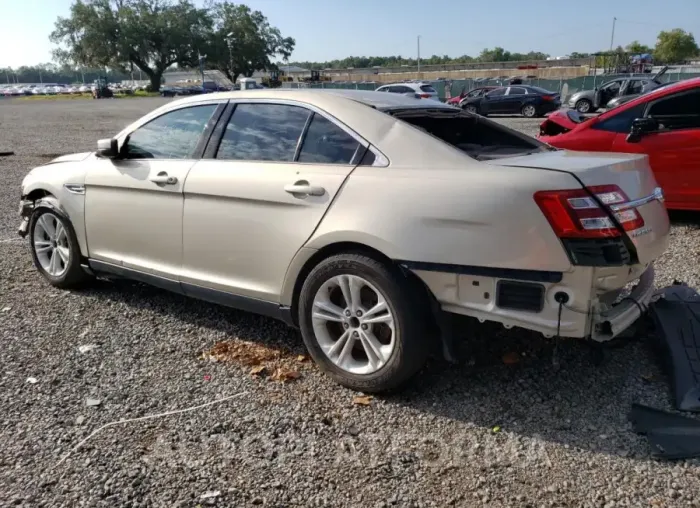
[417,35,421,74]
[609,17,617,51]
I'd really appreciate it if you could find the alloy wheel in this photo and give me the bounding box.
[33,212,70,277]
[311,274,396,375]
[523,105,536,117]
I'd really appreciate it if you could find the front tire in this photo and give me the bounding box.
[29,198,92,289]
[298,253,429,392]
[463,104,478,115]
[575,99,592,113]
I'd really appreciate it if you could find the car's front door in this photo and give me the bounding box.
[482,87,506,113]
[595,80,623,108]
[501,86,527,114]
[611,88,700,209]
[180,101,367,302]
[84,102,223,279]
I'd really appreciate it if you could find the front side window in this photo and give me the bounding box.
[647,90,700,130]
[216,104,310,161]
[628,80,643,94]
[298,114,360,164]
[592,104,645,133]
[486,88,506,97]
[602,81,622,94]
[123,104,217,159]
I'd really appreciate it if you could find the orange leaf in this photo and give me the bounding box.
[352,395,373,406]
[502,352,520,365]
[249,365,266,376]
[296,355,307,362]
[271,367,301,382]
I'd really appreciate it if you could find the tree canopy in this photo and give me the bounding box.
[654,29,699,64]
[49,0,294,91]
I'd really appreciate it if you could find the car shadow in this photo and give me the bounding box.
[77,278,670,462]
[669,210,700,227]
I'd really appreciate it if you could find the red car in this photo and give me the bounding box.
[446,86,498,106]
[539,78,700,211]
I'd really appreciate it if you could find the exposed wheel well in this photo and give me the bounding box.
[26,189,53,201]
[289,242,436,330]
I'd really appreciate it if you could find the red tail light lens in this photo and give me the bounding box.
[534,185,644,239]
[419,93,431,98]
[542,95,553,101]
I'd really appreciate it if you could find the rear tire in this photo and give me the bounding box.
[298,253,429,393]
[521,104,537,118]
[463,104,478,115]
[28,197,93,289]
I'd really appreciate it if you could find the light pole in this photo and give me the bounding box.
[609,17,617,51]
[417,35,421,74]
[227,32,234,86]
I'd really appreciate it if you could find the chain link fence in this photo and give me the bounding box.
[284,70,700,102]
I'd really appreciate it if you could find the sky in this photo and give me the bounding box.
[0,0,699,68]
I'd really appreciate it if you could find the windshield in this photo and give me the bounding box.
[385,107,554,161]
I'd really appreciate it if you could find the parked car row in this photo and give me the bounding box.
[0,83,143,97]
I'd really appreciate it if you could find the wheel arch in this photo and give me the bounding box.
[282,241,436,329]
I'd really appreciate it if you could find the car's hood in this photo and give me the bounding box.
[537,109,589,136]
[47,152,94,164]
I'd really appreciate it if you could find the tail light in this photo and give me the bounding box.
[534,184,644,239]
[419,93,431,98]
[542,95,554,101]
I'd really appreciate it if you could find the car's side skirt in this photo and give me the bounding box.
[87,259,296,327]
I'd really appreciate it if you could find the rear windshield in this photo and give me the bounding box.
[420,85,437,93]
[385,108,554,161]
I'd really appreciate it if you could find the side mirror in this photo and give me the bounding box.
[626,117,658,143]
[96,138,118,158]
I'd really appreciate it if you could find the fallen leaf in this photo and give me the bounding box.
[296,355,307,362]
[641,373,656,382]
[26,377,38,384]
[352,395,373,406]
[270,367,301,382]
[249,365,266,376]
[492,425,501,433]
[501,352,520,365]
[203,340,285,366]
[203,375,211,382]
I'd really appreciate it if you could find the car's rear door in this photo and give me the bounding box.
[180,101,368,303]
[84,101,224,280]
[611,87,700,209]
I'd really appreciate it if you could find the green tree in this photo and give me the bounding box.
[654,29,699,63]
[206,2,295,84]
[625,41,653,54]
[50,0,211,91]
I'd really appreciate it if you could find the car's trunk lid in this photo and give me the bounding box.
[489,150,670,264]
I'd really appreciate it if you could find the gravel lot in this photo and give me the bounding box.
[1,98,700,507]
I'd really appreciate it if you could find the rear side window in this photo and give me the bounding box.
[420,85,436,93]
[124,105,217,159]
[509,87,527,95]
[298,114,360,164]
[216,104,310,161]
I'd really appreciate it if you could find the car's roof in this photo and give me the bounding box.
[168,88,453,111]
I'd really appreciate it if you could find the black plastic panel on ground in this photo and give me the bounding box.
[648,284,700,412]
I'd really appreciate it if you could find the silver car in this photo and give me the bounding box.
[18,90,669,392]
[375,82,440,100]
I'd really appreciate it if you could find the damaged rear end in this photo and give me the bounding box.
[494,151,669,340]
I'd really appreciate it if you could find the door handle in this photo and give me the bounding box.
[284,181,325,197]
[150,172,178,185]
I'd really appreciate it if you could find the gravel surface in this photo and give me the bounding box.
[1,98,700,507]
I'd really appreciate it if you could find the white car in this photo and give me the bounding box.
[375,82,440,100]
[17,90,669,392]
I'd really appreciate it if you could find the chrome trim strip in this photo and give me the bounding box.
[609,187,664,212]
[64,183,85,195]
